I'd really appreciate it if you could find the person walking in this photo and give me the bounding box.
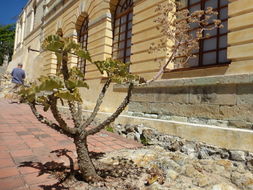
[11,63,26,86]
[9,63,26,103]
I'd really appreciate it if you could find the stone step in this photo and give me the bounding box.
[78,109,253,152]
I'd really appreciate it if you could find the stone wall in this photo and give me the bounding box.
[127,73,253,130]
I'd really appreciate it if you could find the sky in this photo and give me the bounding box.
[0,0,28,25]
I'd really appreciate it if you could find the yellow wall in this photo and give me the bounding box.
[227,0,253,74]
[10,0,253,111]
[162,0,253,79]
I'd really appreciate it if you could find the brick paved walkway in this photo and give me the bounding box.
[0,99,141,190]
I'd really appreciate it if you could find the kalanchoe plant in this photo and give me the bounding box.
[18,0,222,183]
[19,34,139,182]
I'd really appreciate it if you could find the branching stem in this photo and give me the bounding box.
[87,82,133,136]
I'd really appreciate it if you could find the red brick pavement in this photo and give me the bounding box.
[0,99,141,190]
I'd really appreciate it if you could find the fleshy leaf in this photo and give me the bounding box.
[55,89,82,102]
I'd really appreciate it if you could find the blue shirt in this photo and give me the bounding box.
[11,68,26,84]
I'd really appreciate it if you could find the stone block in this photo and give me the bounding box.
[154,87,189,104]
[183,104,221,119]
[236,83,253,105]
[159,115,172,120]
[131,86,190,104]
[131,88,156,102]
[144,113,158,119]
[219,105,253,123]
[218,74,249,85]
[189,85,236,105]
[228,120,253,129]
[170,116,188,122]
[129,102,221,120]
[131,112,145,117]
[206,119,229,128]
[128,102,152,113]
[188,117,208,125]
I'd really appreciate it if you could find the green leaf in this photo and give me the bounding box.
[75,49,92,62]
[18,86,36,103]
[36,76,64,92]
[69,67,85,79]
[43,103,51,112]
[55,89,82,102]
[93,59,139,84]
[65,79,89,90]
[37,96,51,112]
[63,37,80,52]
[42,35,64,52]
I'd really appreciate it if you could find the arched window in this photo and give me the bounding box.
[112,0,133,63]
[181,0,229,67]
[78,18,89,74]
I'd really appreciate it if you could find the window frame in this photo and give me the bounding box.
[180,0,230,67]
[78,17,89,75]
[112,0,134,63]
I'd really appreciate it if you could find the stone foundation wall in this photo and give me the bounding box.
[127,74,253,130]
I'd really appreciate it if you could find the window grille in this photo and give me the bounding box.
[112,0,133,63]
[180,0,230,67]
[78,18,89,74]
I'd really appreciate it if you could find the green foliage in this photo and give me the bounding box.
[105,125,114,133]
[140,135,150,146]
[94,59,139,83]
[19,74,87,110]
[20,31,138,114]
[55,88,82,102]
[0,24,15,65]
[69,67,85,79]
[74,49,91,62]
[65,79,88,90]
[19,84,37,102]
[42,35,91,62]
[42,35,64,52]
[36,76,64,92]
[42,34,138,83]
[68,67,89,90]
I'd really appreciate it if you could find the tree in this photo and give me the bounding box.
[0,24,15,65]
[19,0,221,183]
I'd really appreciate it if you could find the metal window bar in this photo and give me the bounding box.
[182,0,229,66]
[112,0,133,63]
[78,18,89,74]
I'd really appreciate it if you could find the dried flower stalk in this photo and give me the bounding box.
[148,0,223,83]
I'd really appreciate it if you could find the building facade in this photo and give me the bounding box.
[9,0,253,151]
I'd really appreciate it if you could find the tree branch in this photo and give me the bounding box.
[49,97,78,135]
[81,79,112,129]
[68,101,81,127]
[77,102,83,123]
[146,47,178,84]
[87,82,133,136]
[62,52,70,81]
[29,102,74,138]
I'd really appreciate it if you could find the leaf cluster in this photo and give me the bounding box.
[19,73,88,111]
[41,34,138,83]
[42,35,91,61]
[94,59,139,83]
[20,31,139,111]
